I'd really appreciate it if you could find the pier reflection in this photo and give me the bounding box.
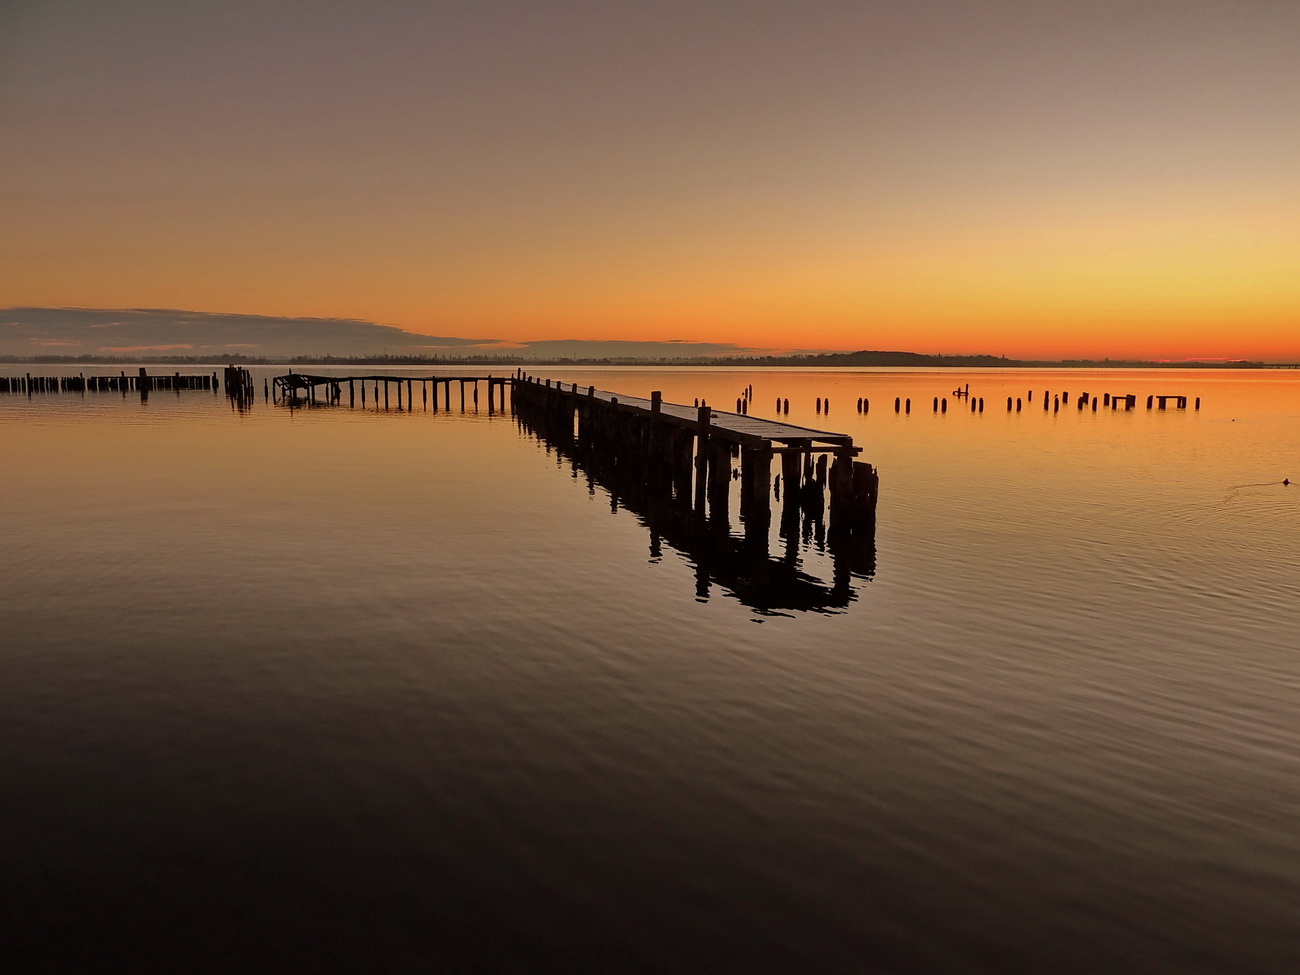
[519,412,876,617]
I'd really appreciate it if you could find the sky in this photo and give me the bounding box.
[3,0,1298,360]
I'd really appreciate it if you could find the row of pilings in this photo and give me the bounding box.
[510,376,878,562]
[1,369,219,395]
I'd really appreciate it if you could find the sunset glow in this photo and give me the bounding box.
[4,1,1298,360]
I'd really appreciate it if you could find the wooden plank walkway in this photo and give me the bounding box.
[537,379,857,453]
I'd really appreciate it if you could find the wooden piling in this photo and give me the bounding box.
[694,404,711,511]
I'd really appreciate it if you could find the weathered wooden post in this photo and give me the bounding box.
[694,404,711,512]
[828,445,855,533]
[743,443,773,545]
[708,437,731,520]
[781,444,803,515]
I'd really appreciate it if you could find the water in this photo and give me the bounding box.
[2,367,1297,972]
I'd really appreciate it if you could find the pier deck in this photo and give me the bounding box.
[540,380,857,453]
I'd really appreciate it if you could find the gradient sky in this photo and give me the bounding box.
[4,0,1298,359]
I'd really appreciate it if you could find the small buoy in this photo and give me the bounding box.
[1285,478,1291,486]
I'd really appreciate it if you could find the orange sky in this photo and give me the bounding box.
[4,1,1298,361]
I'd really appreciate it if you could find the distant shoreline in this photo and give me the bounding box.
[0,352,1278,369]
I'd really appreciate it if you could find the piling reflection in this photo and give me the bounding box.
[518,410,876,617]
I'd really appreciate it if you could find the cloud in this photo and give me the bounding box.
[0,307,823,360]
[0,307,496,358]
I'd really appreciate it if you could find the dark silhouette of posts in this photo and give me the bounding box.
[694,405,711,512]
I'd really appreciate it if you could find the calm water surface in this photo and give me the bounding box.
[2,367,1298,972]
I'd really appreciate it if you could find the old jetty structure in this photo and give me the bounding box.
[515,381,877,613]
[511,375,880,556]
[272,372,510,412]
[261,369,880,610]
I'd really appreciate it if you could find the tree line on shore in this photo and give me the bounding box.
[0,350,1269,368]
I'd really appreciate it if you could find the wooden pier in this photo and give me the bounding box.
[268,370,877,542]
[512,375,879,547]
[520,396,876,612]
[272,373,510,412]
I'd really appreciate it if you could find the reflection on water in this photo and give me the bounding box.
[2,365,1299,973]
